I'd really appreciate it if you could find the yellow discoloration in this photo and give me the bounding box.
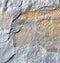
[20,8,60,20]
[41,20,60,38]
[20,10,44,21]
[20,8,60,38]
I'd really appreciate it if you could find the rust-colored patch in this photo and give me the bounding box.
[20,8,60,38]
[40,20,60,38]
[20,8,60,21]
[15,8,60,51]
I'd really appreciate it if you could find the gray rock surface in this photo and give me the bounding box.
[5,41,60,63]
[0,28,15,63]
[0,0,60,63]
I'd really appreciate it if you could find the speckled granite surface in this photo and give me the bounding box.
[0,0,60,63]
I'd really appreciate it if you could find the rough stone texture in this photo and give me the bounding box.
[6,41,60,63]
[0,0,60,63]
[4,42,60,63]
[15,8,60,53]
[0,28,15,63]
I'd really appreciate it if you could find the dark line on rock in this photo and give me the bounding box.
[5,54,15,63]
[12,13,22,22]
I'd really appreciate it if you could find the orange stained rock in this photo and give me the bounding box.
[20,8,60,21]
[20,8,60,38]
[41,20,60,38]
[20,10,44,20]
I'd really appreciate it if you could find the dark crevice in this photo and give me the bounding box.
[5,54,15,63]
[12,13,22,22]
[12,0,23,23]
[11,13,21,33]
[10,12,22,32]
[4,12,22,63]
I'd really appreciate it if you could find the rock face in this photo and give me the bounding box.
[6,41,60,63]
[16,8,60,53]
[0,0,60,63]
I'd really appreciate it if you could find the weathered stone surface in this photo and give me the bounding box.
[0,0,60,29]
[6,41,60,63]
[22,0,60,13]
[0,0,60,63]
[15,8,60,53]
[0,28,15,63]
